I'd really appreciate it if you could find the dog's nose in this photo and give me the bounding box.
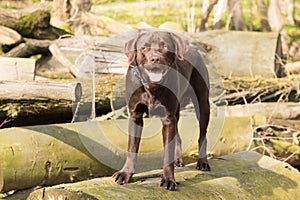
[150,56,160,64]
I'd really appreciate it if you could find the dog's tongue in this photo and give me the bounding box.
[149,72,163,82]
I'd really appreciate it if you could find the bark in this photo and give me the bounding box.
[0,57,35,80]
[284,61,300,75]
[213,0,227,29]
[227,0,246,30]
[53,0,72,22]
[268,0,284,31]
[256,0,272,32]
[51,32,284,79]
[0,9,69,40]
[285,0,295,25]
[0,73,119,128]
[199,0,219,31]
[190,31,284,78]
[0,116,253,193]
[6,151,300,200]
[0,81,81,101]
[226,102,300,120]
[0,25,23,53]
[3,40,52,58]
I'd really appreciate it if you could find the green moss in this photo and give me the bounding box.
[15,10,50,38]
[285,25,300,44]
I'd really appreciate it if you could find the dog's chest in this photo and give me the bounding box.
[142,92,167,117]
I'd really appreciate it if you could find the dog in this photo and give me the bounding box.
[112,29,210,190]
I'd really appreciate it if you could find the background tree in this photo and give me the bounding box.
[227,0,246,30]
[268,0,284,31]
[256,0,272,32]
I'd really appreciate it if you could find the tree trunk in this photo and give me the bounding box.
[199,0,219,31]
[268,0,284,32]
[0,9,69,40]
[213,0,227,29]
[256,0,272,32]
[6,151,300,200]
[227,0,246,30]
[286,0,295,25]
[52,0,72,22]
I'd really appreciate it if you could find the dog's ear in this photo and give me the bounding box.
[169,32,190,61]
[124,36,138,65]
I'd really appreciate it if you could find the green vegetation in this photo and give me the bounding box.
[93,0,299,32]
[285,25,300,44]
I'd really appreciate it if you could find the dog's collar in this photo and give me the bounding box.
[129,65,148,86]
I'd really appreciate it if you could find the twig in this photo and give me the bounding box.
[283,148,300,162]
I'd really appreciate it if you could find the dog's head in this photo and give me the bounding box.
[124,30,189,84]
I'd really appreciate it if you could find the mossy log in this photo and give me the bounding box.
[6,151,300,200]
[0,74,116,128]
[0,9,69,40]
[0,81,82,128]
[0,116,253,193]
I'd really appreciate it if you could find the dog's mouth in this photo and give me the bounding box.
[144,66,168,83]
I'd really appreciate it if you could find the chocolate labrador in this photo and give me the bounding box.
[113,29,210,190]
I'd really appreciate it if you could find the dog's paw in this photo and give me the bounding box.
[196,158,211,171]
[112,171,133,185]
[160,177,177,191]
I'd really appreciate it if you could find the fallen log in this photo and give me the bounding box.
[226,102,300,120]
[0,81,81,101]
[47,31,283,79]
[0,73,119,128]
[0,116,253,193]
[0,57,35,80]
[0,81,81,128]
[3,40,52,58]
[0,25,23,53]
[6,151,300,200]
[0,9,69,40]
[189,30,284,78]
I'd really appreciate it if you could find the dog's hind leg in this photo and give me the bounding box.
[174,109,184,167]
[190,69,211,171]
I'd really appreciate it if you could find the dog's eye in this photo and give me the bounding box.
[160,42,168,50]
[141,47,150,51]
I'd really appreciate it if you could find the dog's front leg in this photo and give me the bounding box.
[113,112,143,184]
[160,115,177,190]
